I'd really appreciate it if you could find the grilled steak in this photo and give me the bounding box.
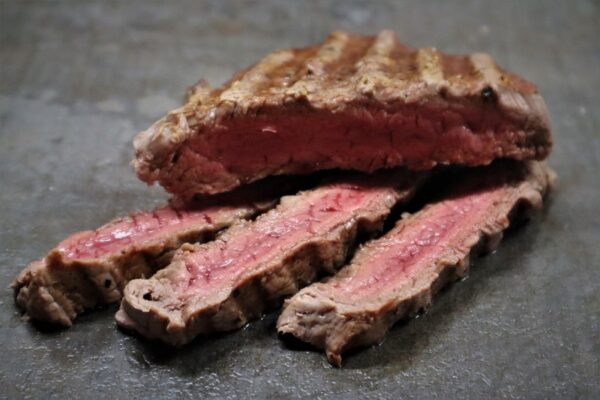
[277,161,554,366]
[115,170,425,346]
[11,180,293,327]
[133,30,552,199]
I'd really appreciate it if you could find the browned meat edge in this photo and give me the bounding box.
[11,202,272,328]
[115,170,426,346]
[10,171,316,328]
[277,161,554,366]
[133,30,552,198]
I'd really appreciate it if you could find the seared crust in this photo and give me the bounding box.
[115,170,425,346]
[12,174,310,327]
[12,203,271,327]
[277,161,555,366]
[133,30,552,198]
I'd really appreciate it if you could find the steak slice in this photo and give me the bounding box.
[11,179,295,327]
[277,161,554,366]
[115,170,425,346]
[133,30,552,199]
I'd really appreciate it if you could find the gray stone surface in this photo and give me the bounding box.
[0,1,598,399]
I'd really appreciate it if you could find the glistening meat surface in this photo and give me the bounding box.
[12,184,285,327]
[133,30,552,198]
[116,170,425,346]
[277,161,554,366]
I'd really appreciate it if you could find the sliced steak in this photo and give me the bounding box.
[133,30,552,199]
[12,178,296,327]
[116,170,425,346]
[277,161,554,366]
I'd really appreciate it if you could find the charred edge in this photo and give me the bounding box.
[279,163,553,366]
[118,199,401,346]
[135,31,551,198]
[14,224,244,327]
[480,86,498,103]
[342,188,549,365]
[278,330,322,351]
[218,219,379,339]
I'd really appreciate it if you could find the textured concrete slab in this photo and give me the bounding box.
[0,1,598,399]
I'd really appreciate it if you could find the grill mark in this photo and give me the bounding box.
[218,50,296,105]
[212,66,255,101]
[469,53,502,88]
[14,194,289,327]
[269,46,320,92]
[286,33,373,104]
[326,35,374,91]
[117,170,425,345]
[441,54,477,83]
[383,41,418,95]
[354,30,398,94]
[439,53,483,96]
[302,32,351,77]
[416,48,445,86]
[285,31,360,99]
[276,161,553,366]
[133,30,552,199]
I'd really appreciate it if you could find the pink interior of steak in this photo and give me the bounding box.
[174,183,397,296]
[56,205,231,260]
[331,184,509,298]
[167,103,545,195]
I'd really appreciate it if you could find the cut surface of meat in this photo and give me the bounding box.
[13,203,265,327]
[133,30,552,199]
[11,178,295,327]
[277,161,554,366]
[116,169,425,346]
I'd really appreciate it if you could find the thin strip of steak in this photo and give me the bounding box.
[277,161,554,366]
[116,169,425,345]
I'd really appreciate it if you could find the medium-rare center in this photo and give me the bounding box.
[116,170,425,345]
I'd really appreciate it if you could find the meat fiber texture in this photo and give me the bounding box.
[11,183,287,327]
[277,160,554,366]
[133,30,552,199]
[115,169,425,346]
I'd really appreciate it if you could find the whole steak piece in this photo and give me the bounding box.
[133,30,552,199]
[277,161,554,366]
[116,170,425,346]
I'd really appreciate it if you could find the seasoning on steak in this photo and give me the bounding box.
[133,30,552,199]
[277,161,554,366]
[11,177,298,327]
[115,169,426,346]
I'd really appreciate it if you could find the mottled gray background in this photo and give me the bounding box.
[0,1,598,399]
